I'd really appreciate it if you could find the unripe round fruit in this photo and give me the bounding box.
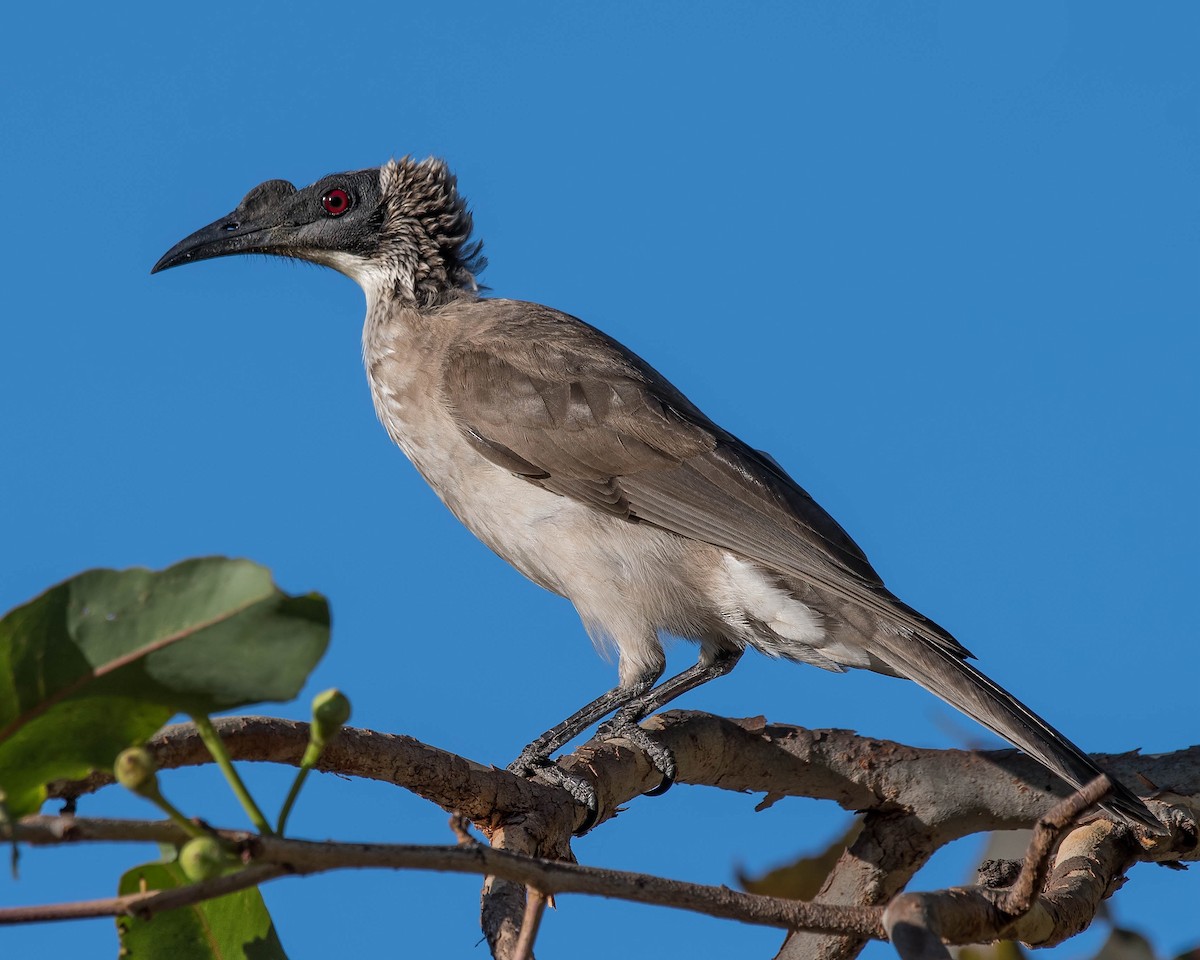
[114,747,158,796]
[179,836,228,881]
[311,688,351,745]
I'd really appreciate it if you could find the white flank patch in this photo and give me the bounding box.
[716,554,871,671]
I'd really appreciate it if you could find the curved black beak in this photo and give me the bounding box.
[152,215,261,274]
[151,179,300,274]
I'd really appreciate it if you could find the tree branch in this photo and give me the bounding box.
[882,777,1118,960]
[775,811,941,960]
[48,712,1196,852]
[0,864,284,925]
[513,886,547,960]
[7,814,885,938]
[8,777,1161,955]
[999,776,1113,916]
[37,712,1198,960]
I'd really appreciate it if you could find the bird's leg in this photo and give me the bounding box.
[595,648,744,795]
[508,677,656,774]
[506,650,741,830]
[507,677,662,832]
[507,678,657,821]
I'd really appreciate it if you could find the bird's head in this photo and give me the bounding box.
[152,157,484,307]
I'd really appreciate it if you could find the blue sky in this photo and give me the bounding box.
[2,3,1196,958]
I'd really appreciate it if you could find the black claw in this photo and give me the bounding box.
[573,802,600,836]
[643,768,675,797]
[596,717,678,798]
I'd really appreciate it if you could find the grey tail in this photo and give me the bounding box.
[874,635,1162,832]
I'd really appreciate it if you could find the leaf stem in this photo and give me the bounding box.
[276,690,350,835]
[276,765,312,836]
[190,715,273,835]
[150,791,208,840]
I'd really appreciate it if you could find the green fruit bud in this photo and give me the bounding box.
[179,836,229,882]
[114,748,159,797]
[311,688,351,745]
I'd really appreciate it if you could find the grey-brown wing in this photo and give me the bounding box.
[444,315,965,655]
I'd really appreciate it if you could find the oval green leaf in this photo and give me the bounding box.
[117,858,288,960]
[0,557,330,817]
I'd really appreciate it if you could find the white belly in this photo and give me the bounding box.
[363,305,870,685]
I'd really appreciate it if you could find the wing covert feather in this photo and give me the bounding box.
[442,307,964,655]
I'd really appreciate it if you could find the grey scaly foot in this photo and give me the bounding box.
[507,754,600,834]
[594,714,676,796]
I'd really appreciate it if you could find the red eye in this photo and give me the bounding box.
[321,188,351,216]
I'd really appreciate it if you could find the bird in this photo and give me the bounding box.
[153,156,1160,832]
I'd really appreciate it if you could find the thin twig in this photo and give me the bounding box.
[883,777,1120,959]
[998,775,1111,916]
[513,887,547,960]
[7,814,886,938]
[449,814,476,845]
[0,864,283,924]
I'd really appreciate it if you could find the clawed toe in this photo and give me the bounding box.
[595,717,677,797]
[506,708,678,836]
[506,749,544,779]
[507,752,600,835]
[642,766,675,796]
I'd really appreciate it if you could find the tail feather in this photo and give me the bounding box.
[873,634,1162,832]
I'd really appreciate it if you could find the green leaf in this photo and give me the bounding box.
[958,939,1028,960]
[1092,928,1158,960]
[738,816,863,900]
[0,557,330,817]
[117,859,288,960]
